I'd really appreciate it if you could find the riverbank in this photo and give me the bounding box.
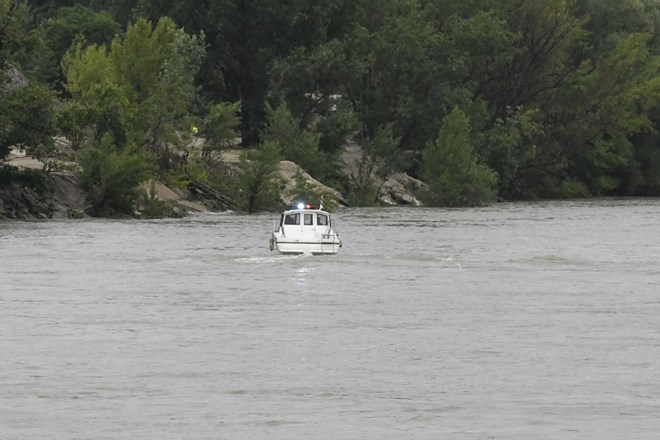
[1,144,426,220]
[0,171,87,220]
[0,148,86,220]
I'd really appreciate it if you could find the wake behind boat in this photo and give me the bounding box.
[269,202,342,255]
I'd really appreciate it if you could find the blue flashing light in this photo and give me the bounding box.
[297,202,305,209]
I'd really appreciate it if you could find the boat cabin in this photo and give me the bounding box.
[270,203,342,255]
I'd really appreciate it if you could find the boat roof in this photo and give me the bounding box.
[282,207,331,215]
[281,203,331,215]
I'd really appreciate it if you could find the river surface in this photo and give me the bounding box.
[1,199,659,439]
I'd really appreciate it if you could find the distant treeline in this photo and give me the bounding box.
[1,0,660,214]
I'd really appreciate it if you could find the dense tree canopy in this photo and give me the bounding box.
[2,0,660,213]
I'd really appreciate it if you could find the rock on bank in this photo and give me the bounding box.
[0,172,87,220]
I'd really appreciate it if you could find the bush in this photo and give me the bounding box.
[421,107,497,207]
[0,164,51,194]
[0,83,58,161]
[203,102,240,154]
[138,182,187,219]
[287,170,340,212]
[261,103,331,181]
[345,127,402,207]
[551,179,591,198]
[232,140,283,213]
[78,137,150,217]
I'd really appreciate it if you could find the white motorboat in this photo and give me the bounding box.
[270,202,342,255]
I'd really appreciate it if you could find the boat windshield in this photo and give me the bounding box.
[284,213,299,225]
[317,213,328,226]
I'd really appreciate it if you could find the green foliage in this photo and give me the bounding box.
[631,115,660,195]
[161,157,212,192]
[62,39,114,98]
[269,39,353,122]
[529,32,660,196]
[346,125,403,207]
[58,80,129,150]
[0,164,50,194]
[0,82,58,162]
[61,39,129,148]
[163,168,190,190]
[0,2,57,162]
[78,136,150,217]
[38,6,120,86]
[478,108,543,199]
[577,0,660,53]
[0,164,19,188]
[261,102,334,181]
[571,137,633,195]
[287,170,340,212]
[346,0,449,146]
[109,17,204,146]
[346,177,380,207]
[421,107,497,206]
[4,0,660,205]
[232,140,283,213]
[138,181,186,219]
[316,101,360,155]
[138,0,357,146]
[203,101,240,154]
[62,17,204,171]
[184,159,212,185]
[45,6,119,49]
[551,179,591,199]
[1,0,46,70]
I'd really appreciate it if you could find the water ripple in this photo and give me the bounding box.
[2,200,660,439]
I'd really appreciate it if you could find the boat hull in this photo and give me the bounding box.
[272,236,341,255]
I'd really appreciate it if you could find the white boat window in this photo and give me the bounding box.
[317,213,328,226]
[304,214,313,225]
[284,213,299,225]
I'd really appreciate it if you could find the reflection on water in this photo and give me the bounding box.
[2,199,660,439]
[291,266,315,286]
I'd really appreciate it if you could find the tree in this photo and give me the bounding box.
[138,0,357,146]
[1,0,45,71]
[562,34,660,195]
[576,0,660,53]
[344,0,446,148]
[38,5,119,87]
[631,105,660,195]
[421,107,497,206]
[347,125,402,206]
[478,108,543,199]
[476,0,588,128]
[260,102,330,181]
[573,0,660,195]
[62,17,205,173]
[233,140,283,213]
[109,17,204,152]
[61,41,128,148]
[27,0,137,24]
[0,82,58,162]
[462,0,660,198]
[61,17,206,216]
[202,101,240,155]
[1,1,57,162]
[77,135,150,216]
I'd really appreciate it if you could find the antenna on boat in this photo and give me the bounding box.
[319,195,324,211]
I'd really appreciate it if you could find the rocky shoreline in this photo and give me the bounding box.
[0,172,86,220]
[1,147,425,220]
